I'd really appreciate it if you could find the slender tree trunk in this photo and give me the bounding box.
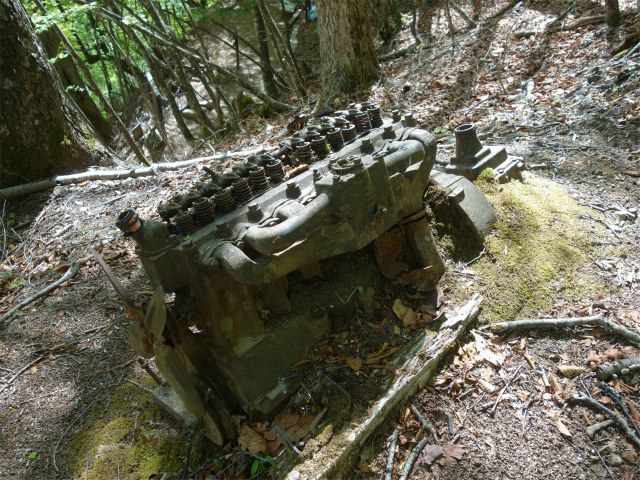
[605,0,623,29]
[123,24,195,142]
[100,16,175,155]
[256,0,306,98]
[0,0,102,187]
[252,4,279,98]
[139,0,216,136]
[315,0,380,111]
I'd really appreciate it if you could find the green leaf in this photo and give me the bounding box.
[28,452,37,459]
[250,458,260,476]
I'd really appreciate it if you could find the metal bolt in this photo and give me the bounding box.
[216,222,229,230]
[248,203,260,212]
[333,174,341,183]
[234,239,245,250]
[204,257,220,271]
[313,168,321,179]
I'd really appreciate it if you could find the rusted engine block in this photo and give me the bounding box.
[105,106,444,445]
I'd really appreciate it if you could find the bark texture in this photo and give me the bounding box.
[606,0,623,29]
[0,0,100,187]
[316,0,380,110]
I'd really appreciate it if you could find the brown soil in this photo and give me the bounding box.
[1,1,640,479]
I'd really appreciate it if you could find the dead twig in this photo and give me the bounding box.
[0,354,46,395]
[597,355,640,380]
[410,404,438,443]
[569,394,640,450]
[384,428,400,480]
[599,381,640,439]
[491,365,522,414]
[0,261,81,327]
[182,417,202,480]
[491,314,640,347]
[586,419,615,437]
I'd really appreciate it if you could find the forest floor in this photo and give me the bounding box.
[1,0,640,479]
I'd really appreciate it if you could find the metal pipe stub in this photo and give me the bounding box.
[445,123,525,182]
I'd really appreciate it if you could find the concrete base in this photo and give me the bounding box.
[153,385,199,428]
[430,170,497,244]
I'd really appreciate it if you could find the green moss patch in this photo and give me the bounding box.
[443,172,615,323]
[66,375,193,480]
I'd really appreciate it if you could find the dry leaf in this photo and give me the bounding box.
[373,229,408,279]
[393,299,418,327]
[628,401,640,430]
[620,449,637,464]
[396,267,438,292]
[412,444,444,474]
[524,354,536,368]
[557,419,572,437]
[585,351,602,370]
[238,425,267,455]
[478,379,496,393]
[393,325,401,335]
[605,349,621,361]
[358,287,380,316]
[558,365,586,377]
[347,357,363,372]
[548,373,562,394]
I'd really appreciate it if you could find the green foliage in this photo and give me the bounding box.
[9,278,26,290]
[250,456,275,477]
[28,452,38,459]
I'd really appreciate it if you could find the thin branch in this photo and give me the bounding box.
[0,261,82,327]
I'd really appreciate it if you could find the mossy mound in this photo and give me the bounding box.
[442,171,617,324]
[66,374,215,480]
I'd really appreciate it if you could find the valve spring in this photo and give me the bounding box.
[311,136,331,158]
[175,211,197,236]
[193,198,216,225]
[367,106,384,128]
[354,112,372,134]
[267,160,285,183]
[249,167,270,193]
[296,142,315,164]
[327,127,345,152]
[232,177,254,203]
[214,187,235,213]
[342,124,356,142]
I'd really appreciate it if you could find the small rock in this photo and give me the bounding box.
[53,186,68,196]
[608,454,623,467]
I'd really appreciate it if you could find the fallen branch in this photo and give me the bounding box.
[378,42,419,61]
[490,314,640,347]
[488,0,522,21]
[410,404,438,443]
[0,261,81,327]
[600,381,640,439]
[0,146,274,201]
[0,354,46,395]
[400,436,432,480]
[586,419,615,437]
[612,31,640,57]
[448,0,477,28]
[597,356,640,380]
[384,429,400,480]
[282,294,483,480]
[569,394,640,450]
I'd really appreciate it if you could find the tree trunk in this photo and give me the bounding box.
[315,0,381,110]
[606,0,623,29]
[252,4,279,98]
[0,0,102,188]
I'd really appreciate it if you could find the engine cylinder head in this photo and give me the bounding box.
[193,198,216,225]
[354,112,372,134]
[249,167,270,193]
[342,124,356,143]
[232,177,253,203]
[175,211,197,236]
[267,160,285,184]
[366,105,384,128]
[214,187,235,213]
[326,127,345,152]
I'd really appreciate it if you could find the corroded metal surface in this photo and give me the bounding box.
[102,106,448,444]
